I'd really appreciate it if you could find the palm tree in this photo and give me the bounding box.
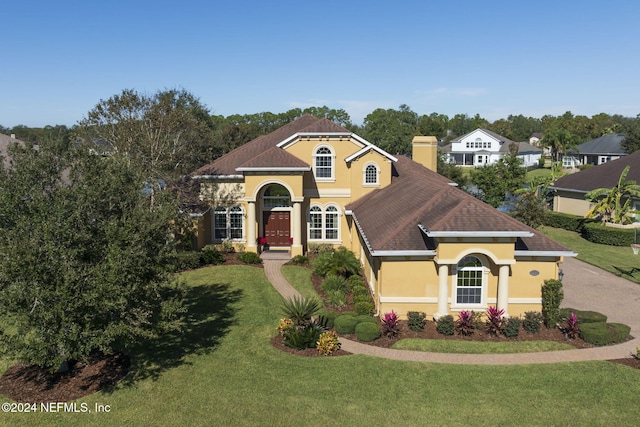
[541,128,579,163]
[585,166,640,224]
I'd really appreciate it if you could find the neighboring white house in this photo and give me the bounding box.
[442,129,542,167]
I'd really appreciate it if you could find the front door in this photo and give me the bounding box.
[263,211,291,246]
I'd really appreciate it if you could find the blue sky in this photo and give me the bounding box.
[3,0,640,127]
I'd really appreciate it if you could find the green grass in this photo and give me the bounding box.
[526,167,552,180]
[2,264,640,426]
[392,339,575,354]
[540,226,640,284]
[281,265,318,300]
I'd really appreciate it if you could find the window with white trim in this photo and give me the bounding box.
[314,146,333,179]
[213,205,244,241]
[309,206,323,239]
[308,205,340,241]
[364,163,378,185]
[455,256,484,305]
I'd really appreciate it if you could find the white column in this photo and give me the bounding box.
[497,264,510,317]
[435,264,449,319]
[247,201,257,252]
[291,201,303,256]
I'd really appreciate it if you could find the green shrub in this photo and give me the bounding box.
[282,295,321,326]
[236,251,262,264]
[407,311,427,332]
[579,322,631,346]
[355,322,381,342]
[502,317,521,338]
[312,248,361,278]
[290,255,309,265]
[326,289,347,308]
[340,311,356,317]
[352,285,369,298]
[560,308,607,324]
[542,211,591,232]
[353,294,371,305]
[354,301,374,316]
[582,222,635,246]
[523,311,543,334]
[308,243,335,254]
[322,274,348,293]
[283,324,324,350]
[334,315,360,334]
[167,251,202,272]
[201,245,225,265]
[436,315,454,336]
[317,310,339,329]
[346,275,365,289]
[354,315,377,324]
[542,279,563,328]
[214,240,235,253]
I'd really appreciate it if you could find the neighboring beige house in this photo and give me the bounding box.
[552,149,640,221]
[192,116,573,319]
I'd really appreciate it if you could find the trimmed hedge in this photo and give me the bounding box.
[355,322,381,342]
[354,315,377,324]
[354,301,374,316]
[237,251,262,264]
[579,322,631,346]
[582,222,636,246]
[334,315,360,334]
[560,308,607,324]
[543,211,591,232]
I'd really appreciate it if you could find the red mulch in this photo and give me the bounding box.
[0,352,130,403]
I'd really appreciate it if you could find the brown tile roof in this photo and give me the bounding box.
[192,115,351,176]
[348,155,569,253]
[552,150,640,193]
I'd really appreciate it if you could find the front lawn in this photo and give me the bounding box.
[540,226,640,284]
[2,264,640,426]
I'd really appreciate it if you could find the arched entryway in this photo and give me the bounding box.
[261,184,292,247]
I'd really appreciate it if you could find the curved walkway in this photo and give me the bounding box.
[262,254,640,365]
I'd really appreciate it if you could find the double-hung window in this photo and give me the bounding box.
[213,205,244,241]
[314,146,333,179]
[455,256,484,305]
[308,205,340,241]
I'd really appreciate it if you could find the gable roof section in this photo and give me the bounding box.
[347,155,571,255]
[192,114,320,176]
[452,128,516,145]
[552,149,640,193]
[571,133,626,156]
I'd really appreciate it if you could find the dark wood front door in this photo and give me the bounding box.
[263,211,291,246]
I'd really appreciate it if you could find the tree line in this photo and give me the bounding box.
[3,90,640,180]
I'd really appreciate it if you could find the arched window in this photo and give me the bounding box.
[308,205,340,241]
[213,205,244,241]
[263,184,291,208]
[455,256,484,305]
[314,146,333,179]
[364,163,378,185]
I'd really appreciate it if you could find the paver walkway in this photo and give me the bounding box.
[261,251,640,365]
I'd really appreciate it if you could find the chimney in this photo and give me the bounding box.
[412,136,438,172]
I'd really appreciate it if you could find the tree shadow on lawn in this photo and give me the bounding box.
[122,283,243,385]
[612,265,640,280]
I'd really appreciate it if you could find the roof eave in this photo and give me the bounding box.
[192,174,244,179]
[515,251,578,257]
[235,167,311,172]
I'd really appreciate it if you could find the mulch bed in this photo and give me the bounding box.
[0,351,130,403]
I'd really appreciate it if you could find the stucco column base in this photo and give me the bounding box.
[290,244,303,257]
[432,312,448,321]
[247,244,258,254]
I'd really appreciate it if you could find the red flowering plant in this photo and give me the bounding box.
[382,310,399,338]
[486,306,505,336]
[455,310,475,336]
[258,237,268,245]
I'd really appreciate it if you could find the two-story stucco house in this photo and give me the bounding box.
[442,128,542,167]
[191,116,573,319]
